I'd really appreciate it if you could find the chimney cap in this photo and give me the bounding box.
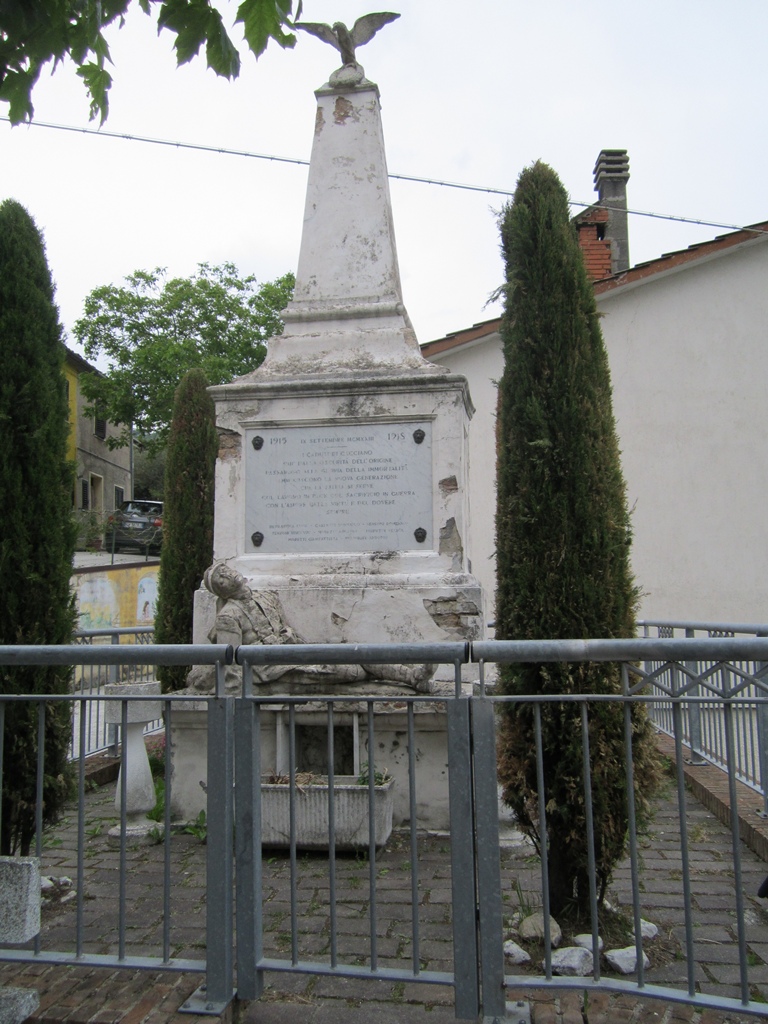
[593,149,630,188]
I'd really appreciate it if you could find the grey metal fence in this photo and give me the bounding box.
[70,627,157,759]
[639,621,768,811]
[3,637,768,1020]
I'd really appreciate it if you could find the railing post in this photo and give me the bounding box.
[234,675,264,1001]
[107,632,120,755]
[446,698,480,1021]
[755,631,768,816]
[180,694,235,1015]
[470,697,507,1021]
[685,627,707,765]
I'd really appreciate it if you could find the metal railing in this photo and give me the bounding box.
[3,637,768,1020]
[70,627,157,758]
[475,636,768,1018]
[639,620,768,810]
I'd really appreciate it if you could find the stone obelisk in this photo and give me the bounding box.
[187,27,484,827]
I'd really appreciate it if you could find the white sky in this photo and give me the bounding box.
[2,0,767,360]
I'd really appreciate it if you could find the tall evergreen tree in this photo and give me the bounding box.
[0,199,78,854]
[495,162,660,917]
[154,369,217,692]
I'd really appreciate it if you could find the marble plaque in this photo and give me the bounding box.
[245,423,432,553]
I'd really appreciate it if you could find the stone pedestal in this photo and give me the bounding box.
[105,682,162,839]
[169,698,453,830]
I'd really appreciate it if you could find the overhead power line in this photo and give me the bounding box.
[3,116,766,238]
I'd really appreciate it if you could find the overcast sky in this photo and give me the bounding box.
[2,1,767,360]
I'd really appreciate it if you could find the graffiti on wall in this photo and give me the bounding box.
[74,565,160,630]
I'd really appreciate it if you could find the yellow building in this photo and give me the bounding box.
[64,347,131,545]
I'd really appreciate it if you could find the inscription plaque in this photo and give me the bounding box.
[245,423,432,553]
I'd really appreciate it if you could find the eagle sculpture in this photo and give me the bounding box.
[296,12,400,67]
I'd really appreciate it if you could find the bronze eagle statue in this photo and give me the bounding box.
[296,12,400,67]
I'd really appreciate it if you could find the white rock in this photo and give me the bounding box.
[547,946,593,977]
[636,919,658,941]
[573,933,603,952]
[503,940,531,965]
[518,912,562,948]
[40,876,55,891]
[605,946,650,974]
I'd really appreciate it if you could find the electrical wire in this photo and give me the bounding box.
[3,115,767,238]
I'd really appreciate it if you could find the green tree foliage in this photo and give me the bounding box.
[0,199,78,855]
[154,368,217,691]
[74,262,293,456]
[134,446,166,500]
[494,162,660,918]
[0,0,302,124]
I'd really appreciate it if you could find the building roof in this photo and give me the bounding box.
[593,219,768,296]
[420,219,768,358]
[63,344,101,377]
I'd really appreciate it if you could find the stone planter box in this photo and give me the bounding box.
[259,777,395,851]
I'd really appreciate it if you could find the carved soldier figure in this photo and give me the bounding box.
[187,563,437,695]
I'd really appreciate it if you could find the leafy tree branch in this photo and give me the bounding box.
[0,0,302,124]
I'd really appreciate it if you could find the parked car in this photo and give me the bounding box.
[105,500,163,554]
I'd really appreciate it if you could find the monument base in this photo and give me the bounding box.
[168,695,454,832]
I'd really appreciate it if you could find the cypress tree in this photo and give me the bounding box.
[495,162,660,918]
[155,369,217,691]
[0,199,78,855]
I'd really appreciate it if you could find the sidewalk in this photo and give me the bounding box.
[2,738,768,1024]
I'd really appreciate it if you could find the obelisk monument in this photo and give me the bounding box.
[186,14,484,825]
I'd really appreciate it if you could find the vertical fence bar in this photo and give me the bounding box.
[446,697,480,1021]
[685,628,706,764]
[367,702,378,973]
[118,699,128,961]
[534,704,553,978]
[288,705,299,966]
[622,665,645,989]
[204,696,234,1009]
[33,703,46,956]
[721,672,751,1006]
[35,704,45,858]
[76,699,87,958]
[672,694,697,997]
[235,676,263,1001]
[108,634,120,754]
[326,701,338,969]
[407,702,420,975]
[162,702,172,964]
[471,697,506,1019]
[580,701,600,982]
[756,632,768,816]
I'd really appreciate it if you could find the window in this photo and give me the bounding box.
[114,486,125,508]
[94,411,107,440]
[81,479,89,510]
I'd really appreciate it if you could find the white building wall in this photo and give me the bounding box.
[426,238,768,626]
[600,241,768,623]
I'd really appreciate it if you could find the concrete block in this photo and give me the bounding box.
[104,682,161,723]
[0,986,39,1024]
[0,857,40,942]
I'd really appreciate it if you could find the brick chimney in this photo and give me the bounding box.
[593,149,630,274]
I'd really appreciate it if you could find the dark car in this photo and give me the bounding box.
[105,500,163,554]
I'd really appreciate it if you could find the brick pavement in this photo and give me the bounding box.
[3,739,768,1024]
